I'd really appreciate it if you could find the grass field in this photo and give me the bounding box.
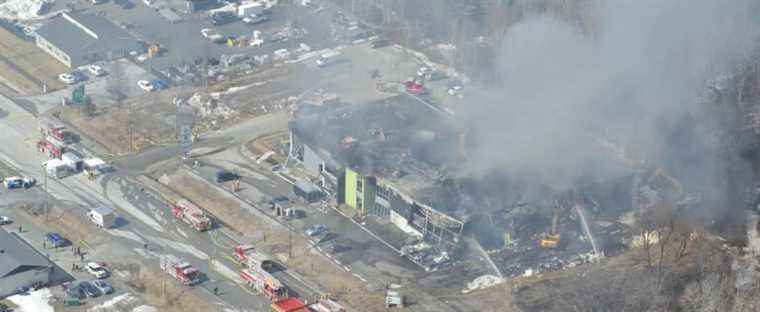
[0,27,66,95]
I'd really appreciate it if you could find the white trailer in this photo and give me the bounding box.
[88,206,116,229]
[62,152,83,172]
[44,158,70,179]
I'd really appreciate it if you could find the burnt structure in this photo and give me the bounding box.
[290,95,466,248]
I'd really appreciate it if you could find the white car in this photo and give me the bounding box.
[87,65,105,76]
[58,73,77,84]
[85,262,109,279]
[201,28,213,38]
[447,85,464,97]
[137,80,154,92]
[0,216,11,225]
[142,0,154,7]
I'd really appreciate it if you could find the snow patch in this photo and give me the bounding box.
[176,227,189,239]
[132,305,158,312]
[145,235,209,260]
[88,293,138,311]
[108,229,146,244]
[7,288,54,312]
[211,259,239,281]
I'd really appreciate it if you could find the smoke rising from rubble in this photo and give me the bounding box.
[460,0,759,191]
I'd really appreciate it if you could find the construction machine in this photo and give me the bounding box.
[539,211,561,249]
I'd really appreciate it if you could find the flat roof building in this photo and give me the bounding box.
[35,12,143,68]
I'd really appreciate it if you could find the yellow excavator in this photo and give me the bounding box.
[540,210,561,248]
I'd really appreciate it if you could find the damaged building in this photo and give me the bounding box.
[289,95,465,252]
[289,94,649,275]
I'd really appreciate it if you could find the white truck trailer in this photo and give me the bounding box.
[87,206,116,229]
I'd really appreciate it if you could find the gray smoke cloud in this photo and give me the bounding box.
[459,0,760,190]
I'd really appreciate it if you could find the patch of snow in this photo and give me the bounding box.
[108,229,146,244]
[7,288,53,312]
[176,227,189,239]
[145,236,209,260]
[132,305,158,312]
[133,248,161,259]
[210,259,239,281]
[88,293,138,311]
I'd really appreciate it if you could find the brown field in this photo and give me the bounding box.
[0,27,66,95]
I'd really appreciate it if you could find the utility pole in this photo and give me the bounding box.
[43,160,48,221]
[288,219,292,259]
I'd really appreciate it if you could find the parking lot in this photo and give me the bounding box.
[55,0,338,74]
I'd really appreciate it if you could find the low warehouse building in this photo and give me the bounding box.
[35,12,143,68]
[0,228,54,298]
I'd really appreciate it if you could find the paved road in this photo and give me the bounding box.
[0,93,271,310]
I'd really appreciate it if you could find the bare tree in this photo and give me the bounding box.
[107,60,128,107]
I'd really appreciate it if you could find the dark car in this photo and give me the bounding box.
[66,283,86,299]
[114,0,135,9]
[45,232,69,248]
[322,240,351,254]
[150,79,169,90]
[311,231,336,246]
[211,11,237,25]
[79,281,100,298]
[215,170,239,183]
[371,39,391,49]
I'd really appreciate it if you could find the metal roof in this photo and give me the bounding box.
[35,12,143,66]
[0,228,51,278]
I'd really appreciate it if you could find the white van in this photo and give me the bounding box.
[315,51,342,68]
[88,206,116,229]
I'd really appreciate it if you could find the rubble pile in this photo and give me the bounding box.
[0,0,49,20]
[462,275,505,294]
[187,92,238,120]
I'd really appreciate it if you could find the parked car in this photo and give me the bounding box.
[243,13,270,25]
[0,216,11,225]
[322,240,350,254]
[447,85,463,97]
[58,73,77,84]
[211,11,237,25]
[91,279,114,295]
[371,39,390,49]
[304,224,327,237]
[137,80,155,92]
[114,0,134,9]
[142,0,155,7]
[45,232,69,248]
[85,262,109,279]
[215,170,239,183]
[80,281,100,298]
[4,176,36,189]
[87,65,106,76]
[66,283,86,299]
[311,231,335,245]
[151,79,168,90]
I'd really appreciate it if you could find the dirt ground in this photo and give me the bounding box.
[0,27,66,95]
[160,169,391,311]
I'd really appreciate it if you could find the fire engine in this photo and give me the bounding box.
[172,199,212,231]
[240,267,287,301]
